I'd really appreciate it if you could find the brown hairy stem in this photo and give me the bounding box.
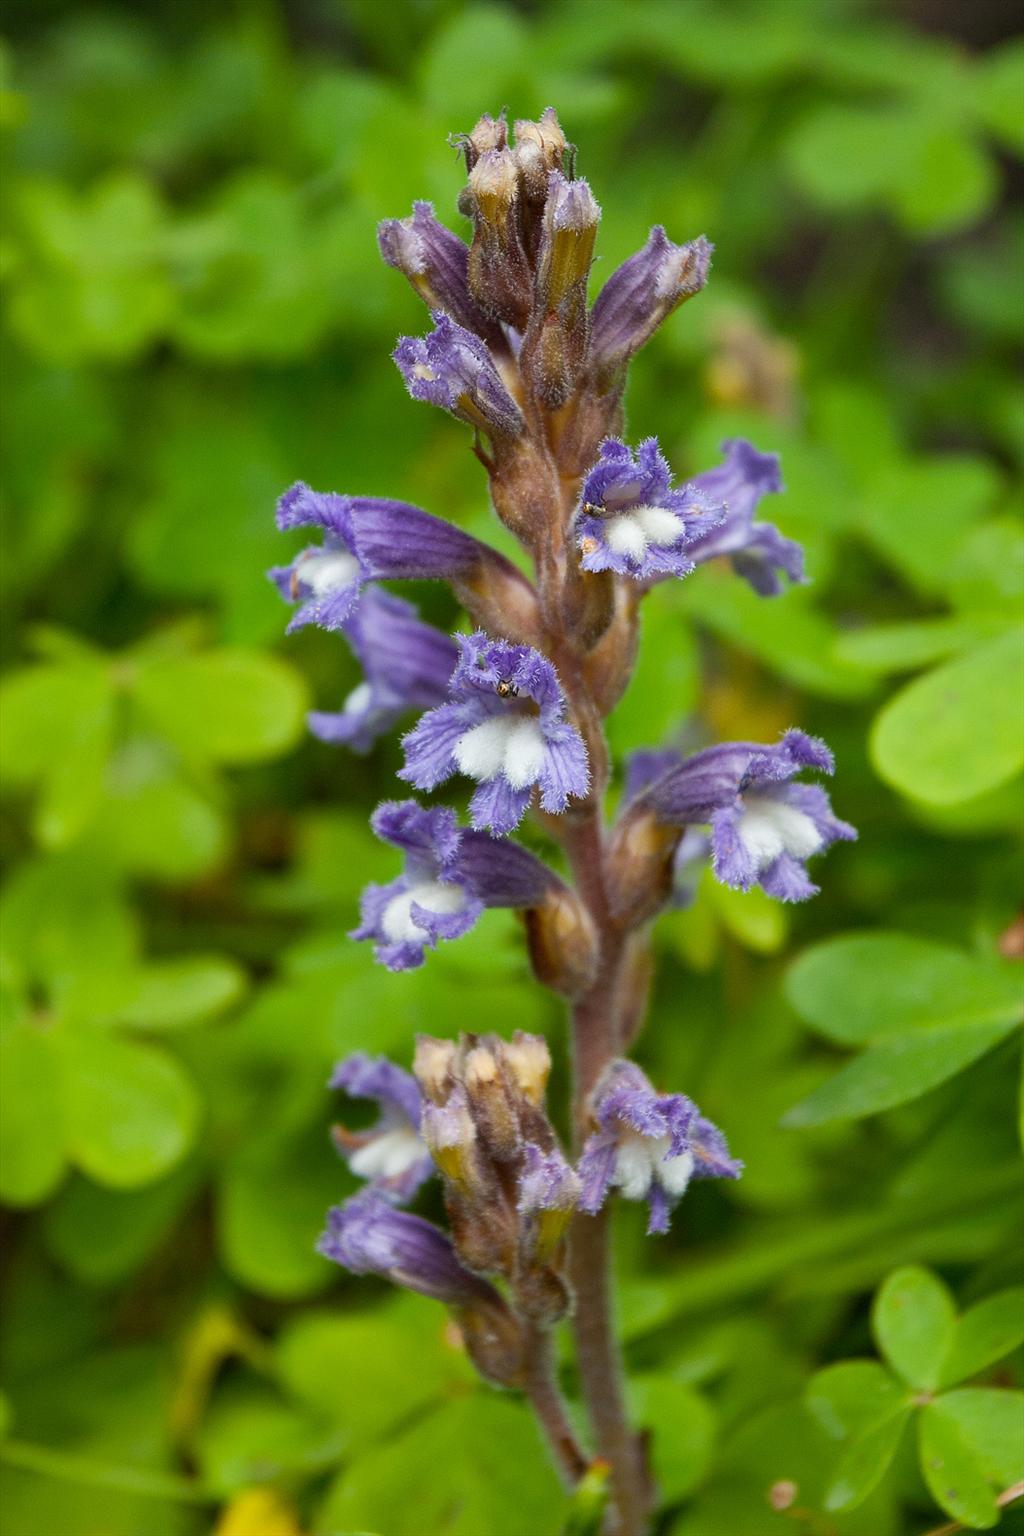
[521,1321,590,1488]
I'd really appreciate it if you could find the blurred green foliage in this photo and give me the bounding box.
[1,1,1022,1533]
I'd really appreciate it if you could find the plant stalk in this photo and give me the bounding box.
[521,1322,590,1488]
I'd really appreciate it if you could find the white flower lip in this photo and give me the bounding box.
[299,549,359,598]
[603,505,684,559]
[453,715,547,788]
[349,1125,425,1181]
[381,880,468,945]
[737,792,823,870]
[343,681,373,716]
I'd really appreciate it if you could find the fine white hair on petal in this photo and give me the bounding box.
[612,1132,663,1200]
[381,880,467,944]
[738,793,824,870]
[633,506,684,546]
[454,716,514,780]
[343,681,373,716]
[502,717,547,788]
[605,515,649,559]
[349,1126,425,1181]
[659,1147,695,1197]
[299,549,360,596]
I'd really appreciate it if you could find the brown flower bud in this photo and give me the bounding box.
[467,150,533,328]
[525,886,600,998]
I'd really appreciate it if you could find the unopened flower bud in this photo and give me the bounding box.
[421,1086,478,1185]
[414,1034,457,1104]
[464,1043,520,1160]
[466,150,533,328]
[590,227,713,393]
[514,108,568,202]
[525,886,599,997]
[452,110,508,174]
[502,1030,552,1107]
[521,172,601,407]
[377,201,503,345]
[394,312,524,440]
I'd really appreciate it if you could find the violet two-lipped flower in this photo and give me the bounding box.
[328,1052,433,1203]
[318,1189,501,1306]
[353,799,559,970]
[641,730,857,902]
[687,438,804,595]
[269,482,370,633]
[578,1059,740,1235]
[574,437,724,582]
[309,586,459,754]
[399,632,589,835]
[393,312,524,440]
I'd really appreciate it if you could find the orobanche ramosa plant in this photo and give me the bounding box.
[269,108,855,1535]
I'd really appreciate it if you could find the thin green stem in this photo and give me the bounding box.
[0,1439,215,1505]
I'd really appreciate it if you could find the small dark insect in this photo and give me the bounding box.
[581,502,604,516]
[495,679,519,699]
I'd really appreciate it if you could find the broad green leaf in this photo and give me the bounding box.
[893,127,996,237]
[0,1017,67,1205]
[607,599,699,756]
[806,1361,909,1442]
[195,1378,341,1495]
[134,648,308,764]
[873,1267,956,1390]
[9,172,173,364]
[59,1026,200,1188]
[275,1296,471,1449]
[860,456,1001,594]
[872,629,1024,806]
[217,1138,339,1299]
[783,1020,1017,1126]
[834,617,1006,674]
[43,1161,200,1285]
[917,1399,1000,1529]
[941,1289,1024,1388]
[418,6,530,120]
[317,1391,566,1536]
[0,660,115,847]
[628,1375,716,1502]
[786,933,1024,1046]
[707,877,788,955]
[116,956,246,1029]
[681,575,872,699]
[974,39,1024,153]
[89,743,228,880]
[824,1407,911,1513]
[929,1388,1024,1488]
[0,854,138,1019]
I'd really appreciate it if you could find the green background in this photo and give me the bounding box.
[1,1,1022,1532]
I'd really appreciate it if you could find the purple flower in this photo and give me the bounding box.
[318,1190,500,1306]
[590,227,713,388]
[517,1143,580,1261]
[269,483,369,633]
[353,799,559,970]
[574,438,724,582]
[689,1112,744,1182]
[394,312,524,439]
[399,633,589,835]
[642,731,857,902]
[377,201,501,343]
[309,587,458,754]
[687,439,804,595]
[577,1060,701,1235]
[329,1052,433,1202]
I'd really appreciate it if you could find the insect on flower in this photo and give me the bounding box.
[495,678,519,699]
